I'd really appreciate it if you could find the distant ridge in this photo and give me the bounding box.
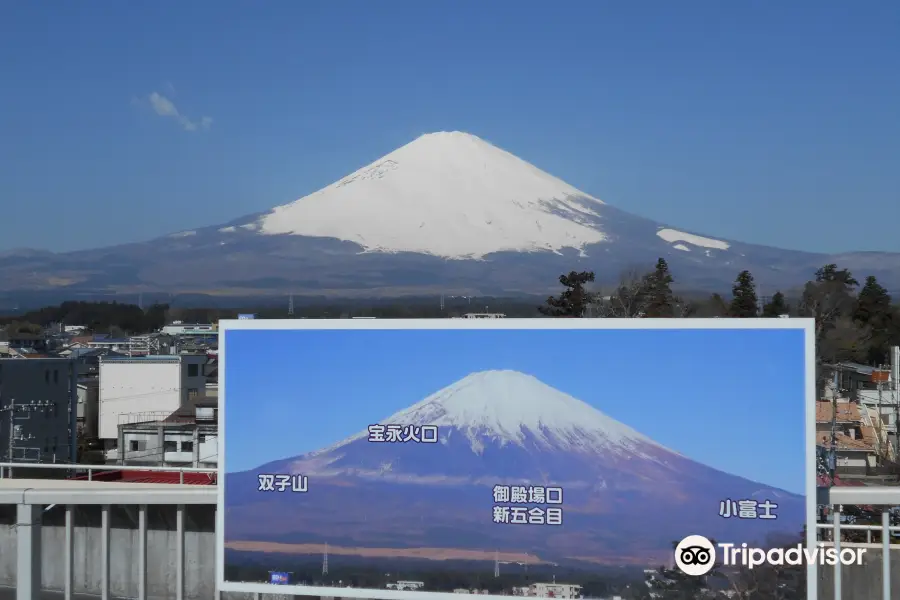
[1,130,899,296]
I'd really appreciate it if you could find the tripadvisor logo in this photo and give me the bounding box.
[674,535,866,576]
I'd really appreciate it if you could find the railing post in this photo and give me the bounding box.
[138,505,147,600]
[16,503,42,600]
[176,504,185,600]
[101,504,110,600]
[884,509,891,600]
[833,505,842,600]
[65,505,74,600]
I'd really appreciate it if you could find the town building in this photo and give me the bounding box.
[97,354,208,452]
[76,378,100,439]
[115,397,218,467]
[513,583,583,599]
[815,400,894,481]
[161,322,217,336]
[0,357,78,464]
[87,334,172,356]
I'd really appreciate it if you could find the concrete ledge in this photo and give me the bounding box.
[823,486,900,506]
[0,479,216,505]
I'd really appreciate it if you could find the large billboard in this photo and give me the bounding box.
[217,319,815,599]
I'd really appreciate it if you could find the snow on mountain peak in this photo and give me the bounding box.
[337,370,666,456]
[256,132,607,259]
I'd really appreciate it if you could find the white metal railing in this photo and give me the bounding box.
[1,484,215,600]
[0,461,216,484]
[1,470,897,600]
[117,410,172,425]
[816,485,900,600]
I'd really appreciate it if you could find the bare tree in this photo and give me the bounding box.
[799,265,862,394]
[593,268,695,319]
[594,268,651,317]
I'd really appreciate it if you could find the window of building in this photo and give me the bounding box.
[199,434,207,443]
[163,440,178,452]
[187,388,199,401]
[187,363,199,377]
[130,440,140,452]
[182,441,194,452]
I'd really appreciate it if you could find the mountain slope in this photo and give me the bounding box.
[224,370,804,566]
[257,132,607,259]
[2,131,899,297]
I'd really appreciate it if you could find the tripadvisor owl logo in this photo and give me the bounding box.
[674,535,716,576]
[674,534,868,575]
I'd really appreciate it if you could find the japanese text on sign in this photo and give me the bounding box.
[493,506,563,525]
[258,474,308,493]
[491,484,564,525]
[368,424,439,443]
[718,498,778,519]
[493,484,563,504]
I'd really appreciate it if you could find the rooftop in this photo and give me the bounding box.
[69,469,216,485]
[816,401,863,423]
[816,430,877,452]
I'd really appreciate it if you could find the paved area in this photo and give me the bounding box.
[0,587,129,600]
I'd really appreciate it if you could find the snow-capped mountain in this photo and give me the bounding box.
[256,132,608,259]
[4,130,899,298]
[224,370,804,566]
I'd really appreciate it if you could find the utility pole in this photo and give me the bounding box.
[1,396,15,478]
[6,397,13,466]
[288,294,295,317]
[829,371,839,485]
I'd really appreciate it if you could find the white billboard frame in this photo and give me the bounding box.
[216,317,817,600]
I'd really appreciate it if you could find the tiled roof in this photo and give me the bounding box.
[816,401,861,423]
[70,470,216,485]
[816,474,867,487]
[816,431,875,451]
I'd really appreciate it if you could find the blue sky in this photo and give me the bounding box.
[224,326,806,494]
[1,2,898,253]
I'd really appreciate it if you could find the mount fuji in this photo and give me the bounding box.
[5,130,898,298]
[223,370,804,567]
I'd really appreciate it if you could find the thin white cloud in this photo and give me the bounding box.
[143,91,212,132]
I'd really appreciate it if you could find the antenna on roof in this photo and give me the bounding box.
[288,294,295,316]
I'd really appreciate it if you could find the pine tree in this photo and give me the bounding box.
[643,258,675,318]
[854,275,893,364]
[729,270,758,317]
[762,291,789,317]
[539,271,596,317]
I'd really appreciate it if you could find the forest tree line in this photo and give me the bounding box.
[540,258,899,392]
[3,258,897,372]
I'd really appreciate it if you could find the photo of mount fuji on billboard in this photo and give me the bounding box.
[218,320,813,599]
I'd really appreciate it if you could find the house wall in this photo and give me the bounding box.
[121,427,218,466]
[858,389,900,430]
[98,360,181,441]
[77,381,100,439]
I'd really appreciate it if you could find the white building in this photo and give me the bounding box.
[116,401,218,467]
[386,582,424,591]
[161,322,217,336]
[98,354,207,446]
[514,583,582,599]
